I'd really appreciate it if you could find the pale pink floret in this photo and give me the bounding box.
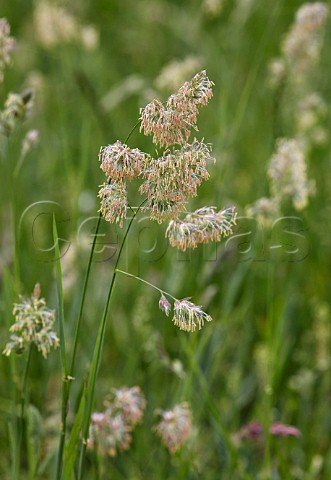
[166,206,237,251]
[270,422,301,437]
[99,140,148,180]
[140,70,214,148]
[235,420,301,442]
[88,409,132,457]
[98,180,128,227]
[111,386,146,427]
[140,140,214,223]
[88,386,146,457]
[154,402,192,453]
[159,294,171,317]
[172,298,212,333]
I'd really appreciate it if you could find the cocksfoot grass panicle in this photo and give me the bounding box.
[268,138,314,211]
[3,283,59,358]
[0,89,34,137]
[166,206,237,251]
[88,386,146,457]
[0,18,15,83]
[98,71,234,229]
[154,402,192,453]
[282,2,328,79]
[247,137,315,226]
[282,2,328,72]
[268,3,328,90]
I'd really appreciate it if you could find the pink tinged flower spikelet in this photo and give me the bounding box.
[235,420,301,442]
[140,140,214,223]
[270,423,301,437]
[88,409,132,457]
[177,69,214,107]
[98,180,128,227]
[159,294,171,316]
[166,206,237,251]
[21,129,39,156]
[140,70,214,147]
[110,386,146,428]
[99,140,148,181]
[145,198,186,224]
[172,299,212,333]
[154,402,192,453]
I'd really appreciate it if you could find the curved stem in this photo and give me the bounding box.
[125,119,142,144]
[77,199,146,478]
[115,268,177,302]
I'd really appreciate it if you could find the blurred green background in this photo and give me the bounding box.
[0,0,331,478]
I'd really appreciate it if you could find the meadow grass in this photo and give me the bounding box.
[1,1,331,479]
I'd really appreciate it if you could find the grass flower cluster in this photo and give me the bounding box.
[98,180,128,227]
[166,206,237,251]
[153,402,192,453]
[140,70,214,148]
[33,2,99,51]
[172,298,212,332]
[0,18,15,83]
[282,2,328,78]
[88,387,146,457]
[3,284,59,359]
[235,420,301,442]
[268,138,314,211]
[98,70,230,229]
[0,89,33,137]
